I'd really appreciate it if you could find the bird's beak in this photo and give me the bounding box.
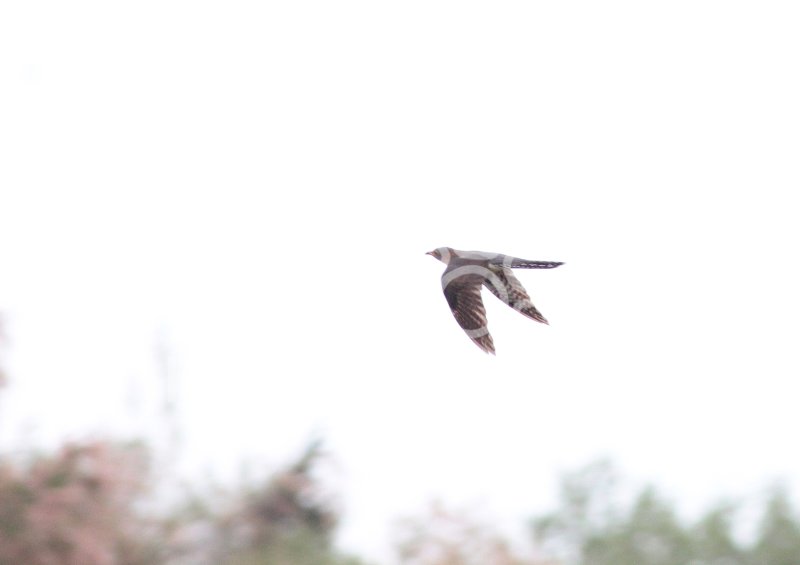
[425,251,434,256]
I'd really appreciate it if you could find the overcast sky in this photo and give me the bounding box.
[1,0,799,560]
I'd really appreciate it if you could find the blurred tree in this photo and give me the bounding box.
[244,439,337,546]
[748,486,800,565]
[581,486,692,565]
[394,501,549,565]
[0,440,161,565]
[0,420,364,565]
[531,461,800,565]
[532,459,620,564]
[687,502,745,565]
[197,439,369,565]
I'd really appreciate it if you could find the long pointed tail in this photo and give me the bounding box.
[510,259,564,269]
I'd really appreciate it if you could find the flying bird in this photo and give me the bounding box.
[426,247,563,354]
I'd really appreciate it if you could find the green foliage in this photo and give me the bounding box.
[582,487,692,565]
[179,439,370,565]
[225,528,366,565]
[243,439,337,548]
[532,459,620,564]
[532,461,800,565]
[688,503,744,565]
[749,486,800,565]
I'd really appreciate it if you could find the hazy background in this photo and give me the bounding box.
[1,1,799,561]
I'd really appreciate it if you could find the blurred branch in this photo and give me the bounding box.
[0,313,8,389]
[155,327,180,457]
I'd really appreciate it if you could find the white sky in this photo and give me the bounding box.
[1,0,800,560]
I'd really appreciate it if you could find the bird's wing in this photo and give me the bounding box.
[484,266,549,325]
[441,270,495,355]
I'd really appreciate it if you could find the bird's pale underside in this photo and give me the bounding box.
[426,247,563,354]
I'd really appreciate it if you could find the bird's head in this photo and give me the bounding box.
[425,247,453,264]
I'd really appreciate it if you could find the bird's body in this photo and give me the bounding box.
[426,247,563,354]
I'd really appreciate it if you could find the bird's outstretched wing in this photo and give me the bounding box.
[442,271,495,354]
[484,266,549,325]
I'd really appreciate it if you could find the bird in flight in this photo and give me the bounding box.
[426,247,563,354]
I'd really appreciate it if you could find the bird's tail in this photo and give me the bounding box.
[510,259,564,269]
